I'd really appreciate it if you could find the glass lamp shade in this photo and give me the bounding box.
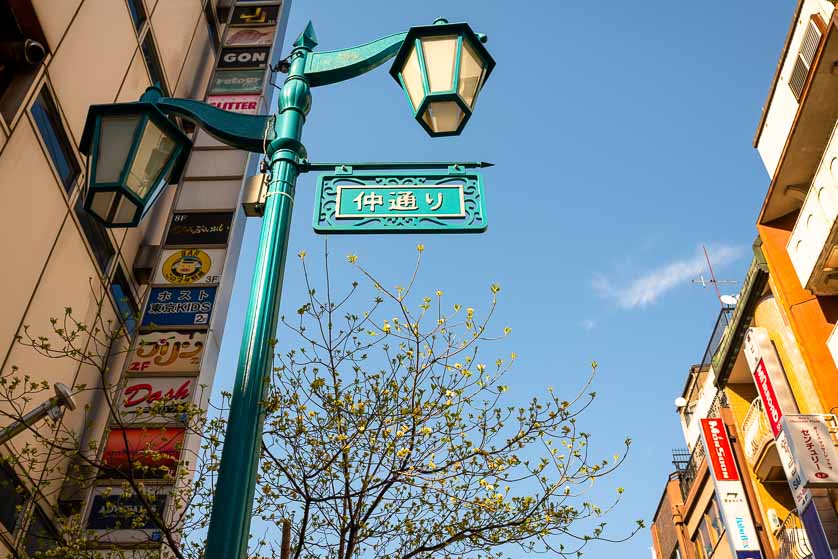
[80,101,190,227]
[390,20,495,137]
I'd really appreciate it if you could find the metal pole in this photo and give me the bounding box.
[0,383,75,445]
[204,35,312,559]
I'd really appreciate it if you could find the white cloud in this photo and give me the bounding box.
[581,319,596,331]
[593,244,743,309]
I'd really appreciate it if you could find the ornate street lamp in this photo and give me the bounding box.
[79,87,191,227]
[390,18,495,137]
[79,18,493,559]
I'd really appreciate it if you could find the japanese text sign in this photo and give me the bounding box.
[781,414,838,488]
[313,171,487,234]
[127,331,205,374]
[140,287,217,331]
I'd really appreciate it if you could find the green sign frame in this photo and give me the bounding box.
[211,70,265,94]
[312,166,487,234]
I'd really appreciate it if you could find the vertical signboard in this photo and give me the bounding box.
[699,418,763,559]
[744,328,836,559]
[86,0,291,551]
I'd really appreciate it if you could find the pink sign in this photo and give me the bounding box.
[208,94,259,115]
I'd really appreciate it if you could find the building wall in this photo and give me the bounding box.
[755,0,835,177]
[0,0,220,553]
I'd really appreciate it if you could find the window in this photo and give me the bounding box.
[0,463,29,534]
[141,33,167,94]
[789,20,822,100]
[110,268,139,336]
[23,507,61,557]
[126,0,147,34]
[692,497,724,559]
[203,1,220,51]
[31,86,80,193]
[74,196,115,273]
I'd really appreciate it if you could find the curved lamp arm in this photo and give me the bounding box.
[158,97,272,153]
[303,31,408,88]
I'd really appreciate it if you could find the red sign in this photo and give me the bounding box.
[753,358,783,437]
[701,418,740,482]
[102,428,184,471]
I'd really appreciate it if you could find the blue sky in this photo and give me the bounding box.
[213,2,793,557]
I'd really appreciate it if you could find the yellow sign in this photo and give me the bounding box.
[161,249,212,284]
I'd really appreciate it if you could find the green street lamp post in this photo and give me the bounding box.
[79,18,494,559]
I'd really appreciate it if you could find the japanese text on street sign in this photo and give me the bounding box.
[335,184,464,218]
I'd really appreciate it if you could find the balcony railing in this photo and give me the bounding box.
[742,397,773,464]
[786,119,838,295]
[777,510,813,559]
[675,440,705,502]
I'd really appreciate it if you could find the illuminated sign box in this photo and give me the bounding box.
[226,26,275,46]
[208,94,260,115]
[127,331,205,374]
[164,211,234,246]
[218,46,271,70]
[154,248,226,285]
[230,4,280,26]
[211,70,265,94]
[118,377,197,423]
[140,287,217,331]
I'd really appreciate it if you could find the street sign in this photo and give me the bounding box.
[211,70,265,94]
[140,287,217,331]
[218,46,271,70]
[313,168,487,234]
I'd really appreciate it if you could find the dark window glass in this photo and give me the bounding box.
[74,196,115,273]
[110,268,138,336]
[23,507,61,557]
[0,1,48,123]
[126,0,147,33]
[31,87,80,193]
[141,34,167,94]
[0,463,29,534]
[203,1,220,51]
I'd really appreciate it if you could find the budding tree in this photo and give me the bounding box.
[250,246,641,559]
[0,281,221,559]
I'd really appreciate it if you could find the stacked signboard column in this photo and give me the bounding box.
[83,2,291,550]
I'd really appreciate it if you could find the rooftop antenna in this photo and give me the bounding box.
[692,245,738,308]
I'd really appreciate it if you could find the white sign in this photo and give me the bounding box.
[118,376,196,419]
[208,94,259,115]
[699,419,763,557]
[775,429,812,510]
[782,414,838,488]
[127,331,205,374]
[153,248,226,285]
